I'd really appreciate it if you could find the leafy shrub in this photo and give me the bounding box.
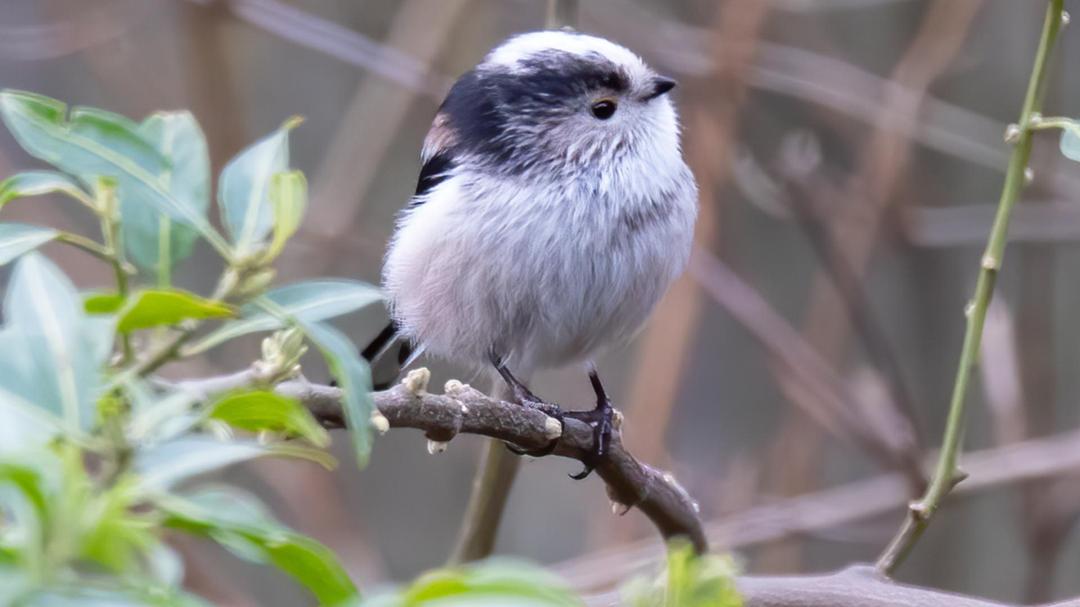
[0,90,736,606]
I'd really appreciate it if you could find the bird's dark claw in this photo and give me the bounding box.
[564,370,616,480]
[563,399,614,480]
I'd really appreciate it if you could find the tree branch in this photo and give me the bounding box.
[178,369,708,554]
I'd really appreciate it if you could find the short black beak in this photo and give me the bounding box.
[646,76,677,100]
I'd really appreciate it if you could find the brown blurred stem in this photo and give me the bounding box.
[448,382,522,563]
[546,0,577,29]
[876,0,1065,574]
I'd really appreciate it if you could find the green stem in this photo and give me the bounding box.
[1028,116,1075,131]
[94,179,134,363]
[157,216,172,289]
[449,383,522,564]
[876,0,1065,575]
[125,266,242,379]
[53,232,134,274]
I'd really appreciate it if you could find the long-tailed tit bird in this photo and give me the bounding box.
[364,30,697,478]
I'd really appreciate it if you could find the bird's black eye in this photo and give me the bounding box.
[590,99,617,120]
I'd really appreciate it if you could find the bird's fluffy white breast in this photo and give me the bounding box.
[383,148,697,374]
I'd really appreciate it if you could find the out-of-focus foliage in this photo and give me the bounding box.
[1056,119,1080,162]
[0,89,381,605]
[622,541,742,607]
[356,559,585,607]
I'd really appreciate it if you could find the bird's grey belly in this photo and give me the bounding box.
[396,202,686,372]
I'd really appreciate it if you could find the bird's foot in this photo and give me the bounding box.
[563,396,614,480]
[561,369,617,480]
[504,388,564,458]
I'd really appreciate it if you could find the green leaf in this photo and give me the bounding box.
[134,111,210,277]
[208,390,329,447]
[0,90,230,258]
[159,488,359,605]
[68,106,168,171]
[0,223,57,265]
[0,253,109,430]
[79,481,157,574]
[621,541,742,607]
[0,461,51,574]
[359,559,583,607]
[131,438,268,492]
[0,171,90,207]
[266,170,306,260]
[144,542,185,588]
[219,117,301,256]
[1059,119,1080,162]
[0,388,65,454]
[115,289,233,333]
[299,321,374,467]
[187,280,382,354]
[20,586,211,607]
[0,461,49,519]
[84,291,125,314]
[0,567,35,606]
[133,437,334,492]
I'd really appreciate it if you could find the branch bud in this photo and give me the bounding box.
[403,368,430,395]
[371,411,390,434]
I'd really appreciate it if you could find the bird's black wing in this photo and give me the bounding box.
[362,320,416,390]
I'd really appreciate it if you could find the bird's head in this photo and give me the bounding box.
[429,31,680,179]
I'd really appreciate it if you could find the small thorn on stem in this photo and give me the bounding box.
[950,467,969,487]
[908,500,930,521]
[1004,123,1022,144]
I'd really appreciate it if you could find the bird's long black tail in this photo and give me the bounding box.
[362,320,417,390]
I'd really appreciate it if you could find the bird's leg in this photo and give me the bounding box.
[562,369,616,480]
[491,354,562,457]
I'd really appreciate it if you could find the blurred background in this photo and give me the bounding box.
[2,0,1080,604]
